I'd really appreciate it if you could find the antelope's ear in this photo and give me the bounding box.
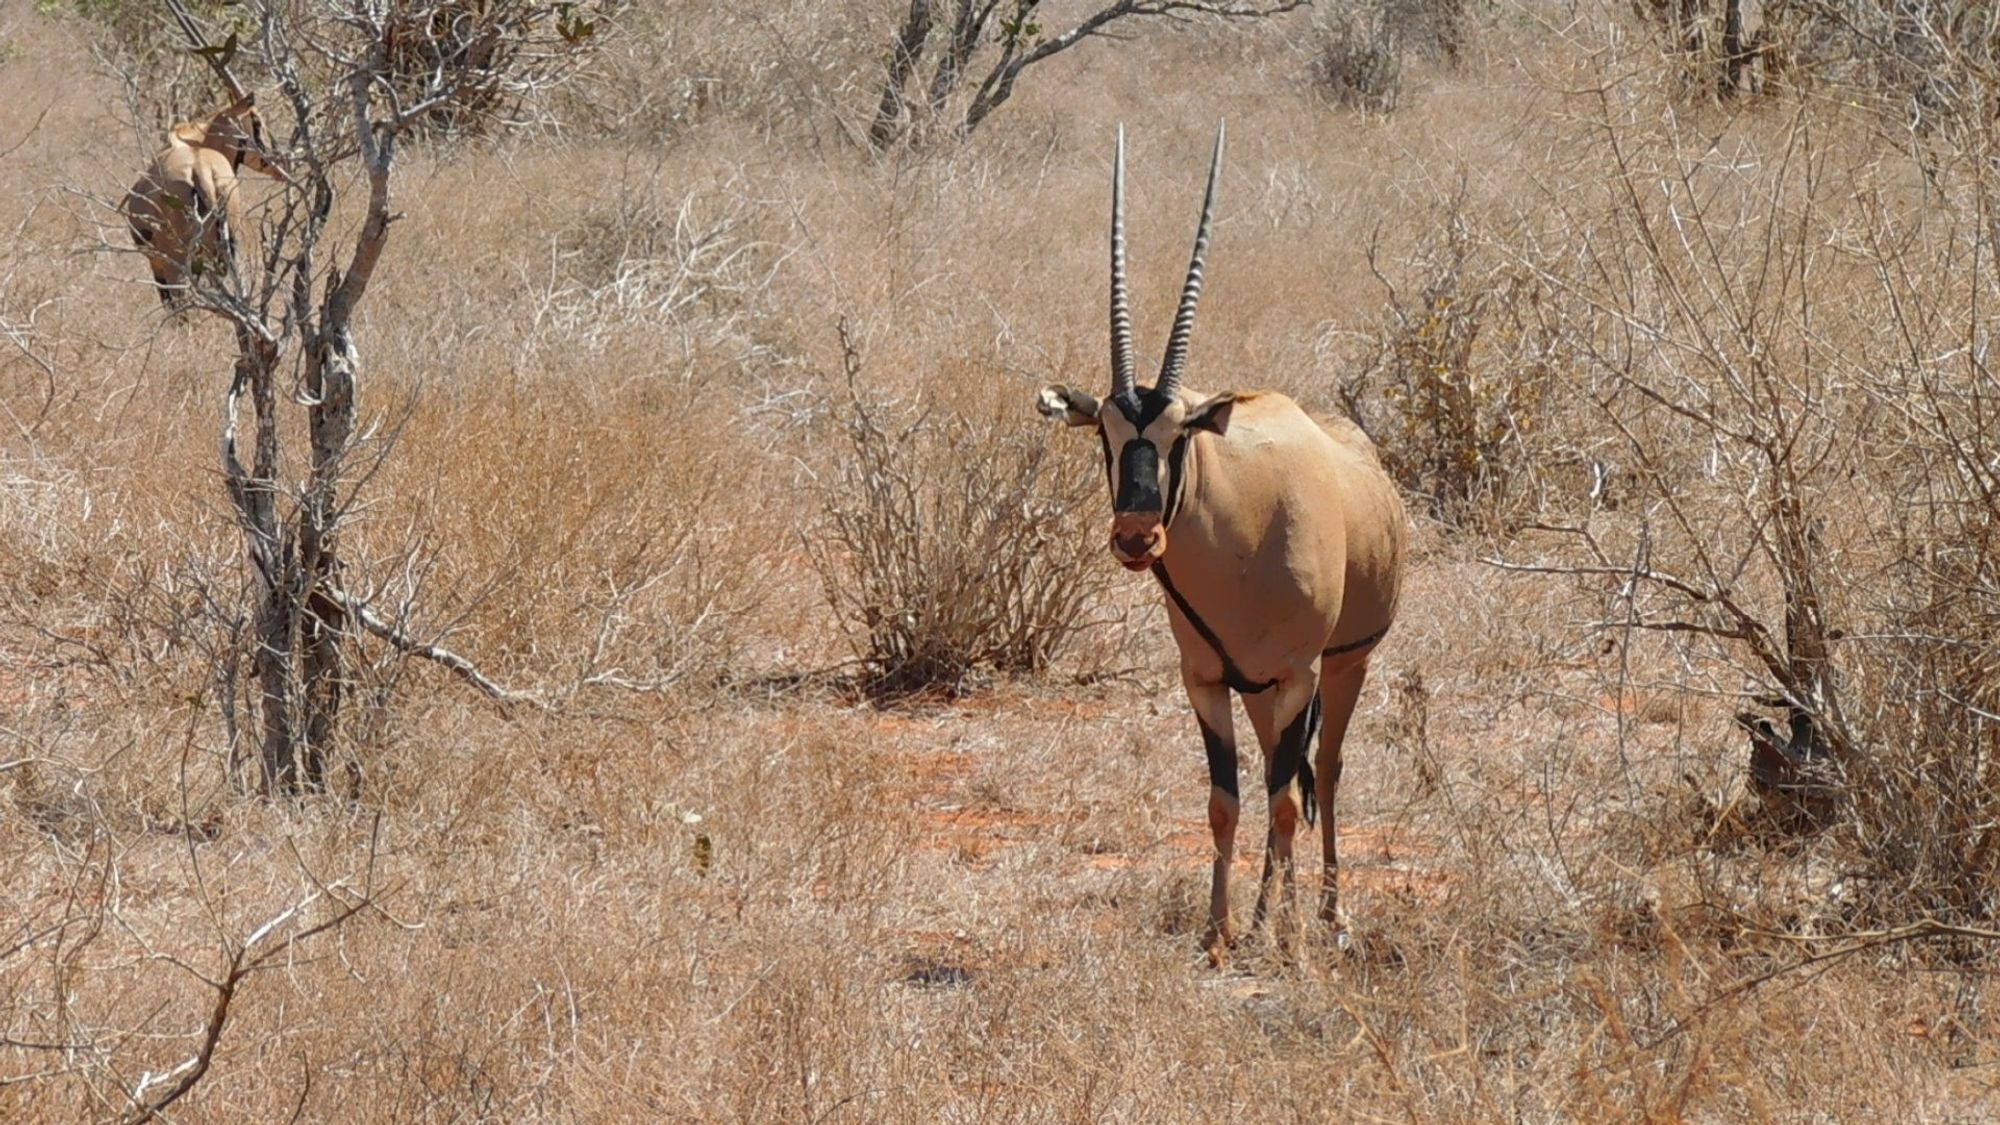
[1036,384,1100,427]
[223,94,257,115]
[1185,391,1239,434]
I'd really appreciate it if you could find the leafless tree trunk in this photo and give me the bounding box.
[1720,0,1748,97]
[867,0,1307,151]
[870,0,936,150]
[161,0,578,793]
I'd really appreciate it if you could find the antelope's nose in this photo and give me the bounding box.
[1110,515,1165,570]
[1112,530,1156,556]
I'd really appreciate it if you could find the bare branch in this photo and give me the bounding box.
[165,0,251,101]
[966,1,1307,135]
[326,586,547,712]
[119,888,371,1124]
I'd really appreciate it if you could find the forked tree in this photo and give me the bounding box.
[868,0,1306,150]
[145,0,590,793]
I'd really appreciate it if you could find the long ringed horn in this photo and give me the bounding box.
[1109,124,1137,399]
[1156,122,1225,399]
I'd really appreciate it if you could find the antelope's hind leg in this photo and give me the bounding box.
[1314,659,1370,949]
[1186,679,1239,967]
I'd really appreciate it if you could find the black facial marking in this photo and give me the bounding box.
[1151,562,1274,695]
[1267,691,1322,827]
[1198,716,1238,799]
[1163,435,1191,528]
[1115,439,1161,513]
[1096,427,1113,490]
[1110,385,1175,430]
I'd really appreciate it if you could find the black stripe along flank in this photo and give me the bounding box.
[1323,625,1391,658]
[1149,562,1275,695]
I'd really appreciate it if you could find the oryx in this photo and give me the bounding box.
[124,95,285,306]
[1036,125,1406,962]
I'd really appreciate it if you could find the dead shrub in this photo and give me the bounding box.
[1503,85,2000,938]
[1850,560,2000,924]
[376,0,602,136]
[1383,0,1470,63]
[806,329,1111,698]
[555,1,866,145]
[1832,221,2000,926]
[535,186,778,371]
[1310,4,1404,113]
[1342,192,1564,531]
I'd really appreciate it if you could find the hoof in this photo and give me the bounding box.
[1202,922,1236,969]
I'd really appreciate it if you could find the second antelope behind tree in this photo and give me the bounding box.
[1037,124,1406,963]
[125,95,285,307]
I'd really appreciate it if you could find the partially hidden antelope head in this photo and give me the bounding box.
[124,95,286,306]
[1037,124,1408,963]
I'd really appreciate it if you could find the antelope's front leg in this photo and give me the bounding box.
[1186,679,1238,967]
[1247,675,1323,949]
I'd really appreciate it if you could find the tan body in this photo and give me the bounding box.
[1156,391,1404,958]
[124,98,282,305]
[1159,396,1402,687]
[1040,123,1408,962]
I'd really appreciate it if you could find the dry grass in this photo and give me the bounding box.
[5,2,2000,1120]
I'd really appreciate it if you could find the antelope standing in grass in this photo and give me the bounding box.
[124,95,285,306]
[1037,125,1406,962]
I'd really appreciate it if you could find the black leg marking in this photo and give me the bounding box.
[1199,715,1238,799]
[1267,692,1322,826]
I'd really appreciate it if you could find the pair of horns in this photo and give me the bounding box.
[1109,122,1225,401]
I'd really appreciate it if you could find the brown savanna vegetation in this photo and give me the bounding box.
[4,0,2000,1118]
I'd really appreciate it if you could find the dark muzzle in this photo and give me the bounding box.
[1111,439,1167,569]
[1110,512,1165,570]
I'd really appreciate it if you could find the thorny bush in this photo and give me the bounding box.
[808,331,1111,698]
[1343,193,1564,532]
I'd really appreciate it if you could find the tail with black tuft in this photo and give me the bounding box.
[1300,756,1317,826]
[1300,692,1321,827]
